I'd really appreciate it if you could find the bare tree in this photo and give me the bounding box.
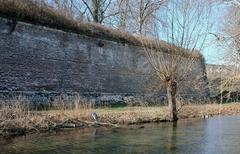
[131,0,165,34]
[44,0,86,21]
[101,0,165,33]
[142,0,213,121]
[117,0,130,30]
[38,0,165,33]
[81,0,115,23]
[218,2,240,101]
[50,0,74,17]
[223,5,240,61]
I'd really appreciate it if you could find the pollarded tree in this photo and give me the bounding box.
[142,0,214,121]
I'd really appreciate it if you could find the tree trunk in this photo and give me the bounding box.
[166,79,178,122]
[92,0,100,23]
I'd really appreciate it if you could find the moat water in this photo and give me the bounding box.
[1,116,240,154]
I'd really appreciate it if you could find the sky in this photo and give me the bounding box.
[154,0,231,65]
[201,3,231,65]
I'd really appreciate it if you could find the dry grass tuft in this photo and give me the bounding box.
[0,96,95,132]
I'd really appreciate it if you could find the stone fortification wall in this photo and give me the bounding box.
[0,17,209,105]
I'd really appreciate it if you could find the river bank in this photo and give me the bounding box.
[1,103,240,137]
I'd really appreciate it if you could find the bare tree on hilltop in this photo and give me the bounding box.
[132,0,166,34]
[81,0,115,23]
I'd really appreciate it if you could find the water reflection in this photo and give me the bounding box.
[1,116,240,154]
[166,122,177,152]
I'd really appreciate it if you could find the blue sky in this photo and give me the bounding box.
[155,1,230,65]
[201,3,230,65]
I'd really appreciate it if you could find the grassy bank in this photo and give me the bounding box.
[1,99,240,137]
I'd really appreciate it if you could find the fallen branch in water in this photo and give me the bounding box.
[86,121,119,128]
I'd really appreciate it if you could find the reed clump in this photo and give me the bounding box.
[0,96,95,134]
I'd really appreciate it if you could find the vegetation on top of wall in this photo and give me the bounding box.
[0,0,203,59]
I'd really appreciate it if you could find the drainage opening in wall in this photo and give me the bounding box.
[98,40,105,47]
